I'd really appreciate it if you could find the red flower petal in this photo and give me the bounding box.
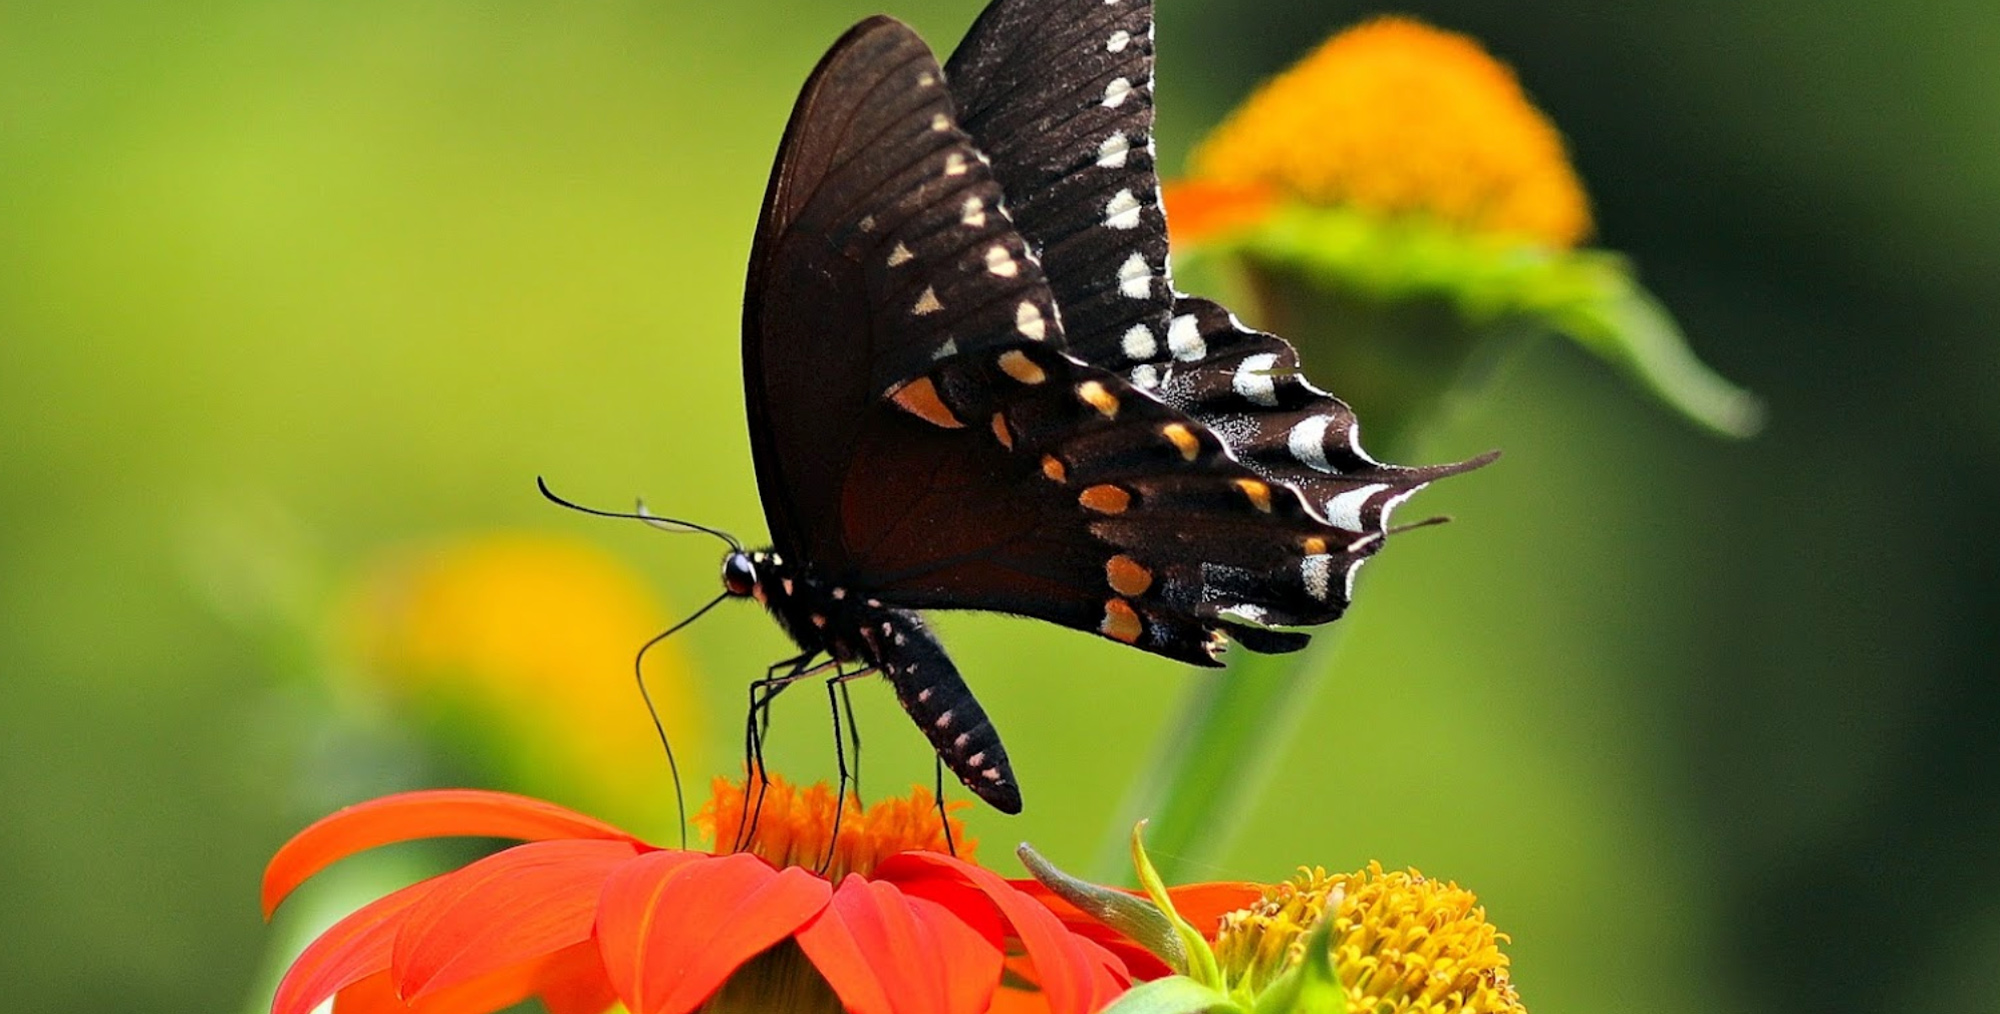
[392,839,644,1001]
[794,874,1005,1014]
[265,790,646,917]
[877,854,1128,1014]
[596,851,832,1014]
[274,879,436,1014]
[331,942,611,1014]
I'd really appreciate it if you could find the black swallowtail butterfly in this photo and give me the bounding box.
[720,0,1487,815]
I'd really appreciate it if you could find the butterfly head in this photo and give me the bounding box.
[722,550,763,599]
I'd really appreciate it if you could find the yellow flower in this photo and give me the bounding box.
[339,533,699,829]
[1189,16,1590,249]
[1214,863,1525,1014]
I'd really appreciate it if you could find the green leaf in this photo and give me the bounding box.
[1017,842,1188,974]
[1097,976,1245,1014]
[1130,823,1226,987]
[1221,205,1765,438]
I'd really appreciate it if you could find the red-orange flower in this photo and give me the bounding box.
[264,780,1133,1014]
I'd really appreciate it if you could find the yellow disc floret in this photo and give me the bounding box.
[1191,16,1591,248]
[1214,863,1526,1014]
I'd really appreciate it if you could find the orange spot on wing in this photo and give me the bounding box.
[1079,484,1131,514]
[1077,381,1120,419]
[889,376,964,429]
[1105,555,1154,597]
[1234,478,1273,513]
[1101,599,1143,643]
[997,350,1047,385]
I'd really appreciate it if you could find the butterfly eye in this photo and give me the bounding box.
[722,553,759,597]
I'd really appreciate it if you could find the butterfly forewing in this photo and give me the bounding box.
[945,0,1174,368]
[746,17,1068,568]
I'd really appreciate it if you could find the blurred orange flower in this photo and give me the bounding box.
[339,533,698,826]
[1181,16,1590,248]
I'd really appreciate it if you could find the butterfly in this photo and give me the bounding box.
[719,0,1487,815]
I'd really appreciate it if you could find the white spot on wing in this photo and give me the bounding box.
[1167,314,1205,361]
[1121,323,1157,360]
[913,286,943,316]
[1301,554,1334,601]
[1221,603,1268,624]
[887,243,913,267]
[1117,253,1153,298]
[1287,415,1336,473]
[1347,422,1381,465]
[1325,483,1389,532]
[985,244,1018,277]
[1232,352,1281,406]
[1104,188,1143,229]
[1344,557,1367,600]
[1130,363,1159,389]
[931,113,950,132]
[1107,30,1131,52]
[1103,77,1134,108]
[1380,488,1421,529]
[944,152,969,176]
[1016,300,1047,340]
[961,196,986,227]
[1097,132,1130,168]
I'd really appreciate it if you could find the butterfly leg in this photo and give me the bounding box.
[817,664,879,873]
[738,651,821,850]
[933,757,957,856]
[837,679,863,800]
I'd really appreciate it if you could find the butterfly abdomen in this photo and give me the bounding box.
[860,610,1022,814]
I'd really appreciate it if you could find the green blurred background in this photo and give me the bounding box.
[4,1,1996,1012]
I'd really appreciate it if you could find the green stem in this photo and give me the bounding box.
[1091,638,1347,882]
[1093,262,1449,884]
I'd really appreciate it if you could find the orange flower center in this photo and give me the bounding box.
[696,774,974,879]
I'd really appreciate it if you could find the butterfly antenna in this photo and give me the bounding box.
[635,589,731,849]
[536,476,743,552]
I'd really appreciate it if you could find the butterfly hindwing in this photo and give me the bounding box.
[843,339,1352,665]
[1151,297,1500,533]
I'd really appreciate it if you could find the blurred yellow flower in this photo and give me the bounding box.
[339,533,699,830]
[1214,862,1525,1014]
[1189,16,1590,248]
